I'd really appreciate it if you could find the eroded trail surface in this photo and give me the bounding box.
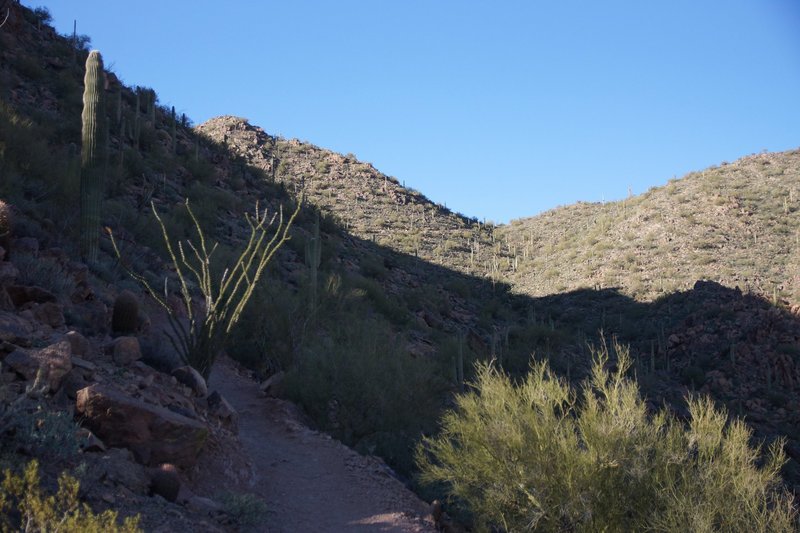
[208,360,435,532]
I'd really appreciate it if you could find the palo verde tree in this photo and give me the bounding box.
[110,198,300,379]
[417,340,798,532]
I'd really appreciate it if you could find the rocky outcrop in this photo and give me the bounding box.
[0,310,33,345]
[76,383,209,468]
[3,339,72,391]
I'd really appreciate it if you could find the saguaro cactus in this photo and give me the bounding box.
[80,50,107,264]
[305,211,322,311]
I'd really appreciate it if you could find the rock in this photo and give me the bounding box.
[76,384,209,468]
[0,310,33,345]
[206,390,238,434]
[0,287,12,311]
[33,302,65,328]
[61,367,92,400]
[150,463,181,502]
[0,261,19,284]
[6,285,57,306]
[65,330,90,358]
[186,495,224,515]
[92,448,150,494]
[172,366,208,397]
[113,336,142,366]
[14,237,39,255]
[3,340,72,391]
[259,371,285,397]
[71,300,109,335]
[75,427,106,452]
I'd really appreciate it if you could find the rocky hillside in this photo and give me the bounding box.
[196,116,512,284]
[496,149,800,302]
[2,2,800,529]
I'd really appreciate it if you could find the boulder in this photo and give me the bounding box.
[76,384,209,468]
[33,302,65,328]
[75,427,106,453]
[0,287,12,311]
[65,330,90,358]
[112,336,142,366]
[259,370,285,397]
[206,390,238,434]
[0,261,19,284]
[6,285,57,307]
[0,310,33,345]
[171,366,208,397]
[3,340,72,391]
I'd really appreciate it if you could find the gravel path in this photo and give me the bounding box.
[208,361,435,532]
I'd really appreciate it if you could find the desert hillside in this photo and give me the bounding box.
[497,150,800,302]
[0,3,799,531]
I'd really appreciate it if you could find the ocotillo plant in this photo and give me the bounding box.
[305,210,322,311]
[79,50,107,265]
[109,198,301,379]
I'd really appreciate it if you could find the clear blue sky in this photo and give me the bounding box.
[27,1,800,224]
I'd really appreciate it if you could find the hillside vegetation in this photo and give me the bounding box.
[1,3,799,531]
[498,150,800,302]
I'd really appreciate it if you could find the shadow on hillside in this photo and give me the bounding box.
[336,225,800,490]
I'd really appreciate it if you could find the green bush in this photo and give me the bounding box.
[416,341,798,532]
[217,491,268,529]
[0,460,141,532]
[285,316,445,473]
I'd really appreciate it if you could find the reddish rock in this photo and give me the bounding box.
[3,340,72,391]
[112,336,142,366]
[76,384,209,467]
[171,366,208,397]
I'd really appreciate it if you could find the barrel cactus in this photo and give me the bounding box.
[112,289,140,335]
[80,50,107,265]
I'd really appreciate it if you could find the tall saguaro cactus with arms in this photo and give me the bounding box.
[80,50,107,264]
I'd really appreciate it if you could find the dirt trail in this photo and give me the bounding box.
[207,360,436,532]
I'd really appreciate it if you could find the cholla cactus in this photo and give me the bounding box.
[79,50,107,264]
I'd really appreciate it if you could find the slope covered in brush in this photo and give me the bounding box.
[497,150,800,302]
